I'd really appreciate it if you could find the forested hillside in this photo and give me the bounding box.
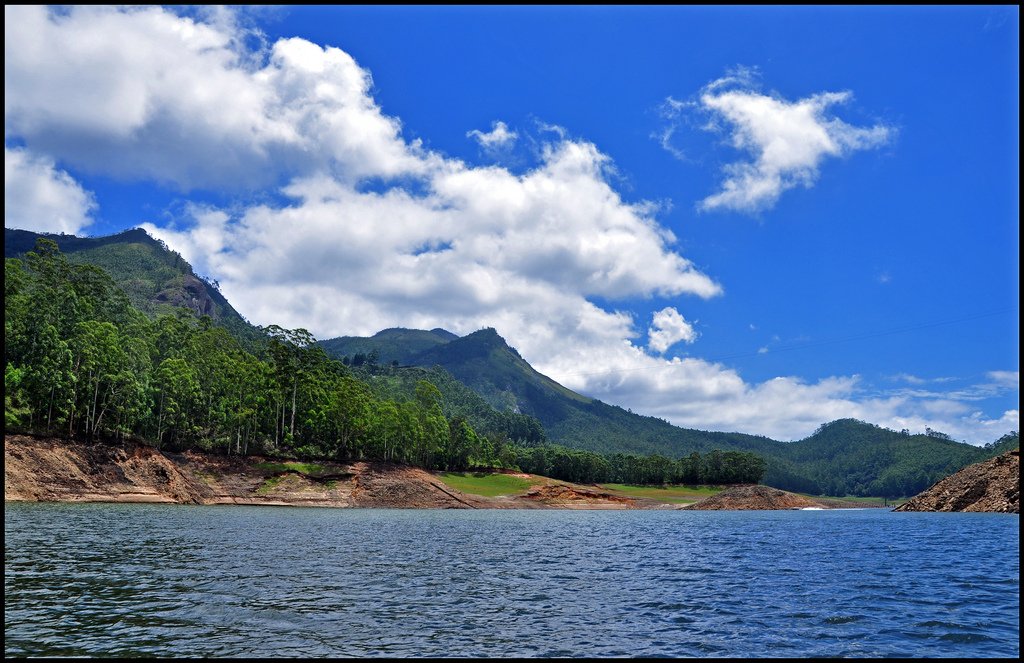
[323,330,1014,498]
[4,238,766,487]
[8,228,1012,498]
[4,228,263,350]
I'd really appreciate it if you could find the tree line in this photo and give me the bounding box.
[511,444,766,485]
[4,239,766,486]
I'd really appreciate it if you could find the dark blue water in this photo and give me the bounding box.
[4,504,1019,658]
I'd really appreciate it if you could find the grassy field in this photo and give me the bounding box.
[437,472,537,497]
[598,483,724,504]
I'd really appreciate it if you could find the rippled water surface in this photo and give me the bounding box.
[4,504,1019,657]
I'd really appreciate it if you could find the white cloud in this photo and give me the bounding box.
[987,370,1019,389]
[4,5,435,189]
[673,70,893,213]
[8,7,1013,446]
[145,137,722,349]
[648,307,698,354]
[4,146,96,234]
[551,350,1018,443]
[467,121,518,150]
[891,373,927,385]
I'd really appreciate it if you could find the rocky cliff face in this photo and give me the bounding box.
[894,450,1019,514]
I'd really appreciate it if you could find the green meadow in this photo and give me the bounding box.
[437,472,537,497]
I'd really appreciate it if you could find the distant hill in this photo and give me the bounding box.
[772,419,993,497]
[983,432,1020,457]
[5,227,263,348]
[320,327,458,366]
[320,327,1010,497]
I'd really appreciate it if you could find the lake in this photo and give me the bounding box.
[4,504,1019,657]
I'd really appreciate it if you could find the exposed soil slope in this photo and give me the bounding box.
[894,450,1019,514]
[682,484,832,510]
[4,435,651,510]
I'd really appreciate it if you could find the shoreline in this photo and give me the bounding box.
[4,434,667,511]
[4,434,885,511]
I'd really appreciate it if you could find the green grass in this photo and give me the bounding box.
[598,483,724,504]
[256,475,284,494]
[254,461,328,476]
[437,472,536,497]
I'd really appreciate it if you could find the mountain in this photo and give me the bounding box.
[320,327,458,366]
[320,328,1010,497]
[8,227,1007,498]
[322,327,780,454]
[5,227,263,348]
[772,419,993,497]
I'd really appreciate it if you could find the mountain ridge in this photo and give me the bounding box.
[5,227,263,348]
[8,226,1013,498]
[320,326,1015,496]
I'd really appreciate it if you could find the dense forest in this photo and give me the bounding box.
[4,239,766,487]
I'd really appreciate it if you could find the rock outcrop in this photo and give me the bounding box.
[894,450,1019,513]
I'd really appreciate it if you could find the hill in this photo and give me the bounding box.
[894,450,1019,513]
[320,327,458,366]
[4,227,262,348]
[8,228,1008,499]
[320,328,1009,497]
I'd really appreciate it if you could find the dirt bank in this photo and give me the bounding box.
[4,435,652,510]
[894,450,1019,514]
[682,484,837,510]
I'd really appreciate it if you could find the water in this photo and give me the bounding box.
[4,504,1019,658]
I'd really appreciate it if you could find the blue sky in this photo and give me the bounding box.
[4,5,1018,443]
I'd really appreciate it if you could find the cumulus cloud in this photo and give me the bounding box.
[552,350,1018,443]
[648,307,698,354]
[4,5,435,189]
[144,137,722,356]
[4,146,96,234]
[661,69,893,213]
[7,7,1013,445]
[467,121,518,150]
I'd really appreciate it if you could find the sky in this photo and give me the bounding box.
[4,5,1019,444]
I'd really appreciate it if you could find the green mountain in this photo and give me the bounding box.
[4,227,263,348]
[320,327,458,366]
[8,227,1008,497]
[321,326,782,456]
[320,327,1012,497]
[771,419,994,496]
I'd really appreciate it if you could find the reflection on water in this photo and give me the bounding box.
[4,504,1019,657]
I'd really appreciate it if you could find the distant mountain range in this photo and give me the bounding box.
[7,227,1017,497]
[319,326,1016,496]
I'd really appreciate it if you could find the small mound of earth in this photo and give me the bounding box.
[894,450,1018,514]
[523,483,636,509]
[683,484,825,510]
